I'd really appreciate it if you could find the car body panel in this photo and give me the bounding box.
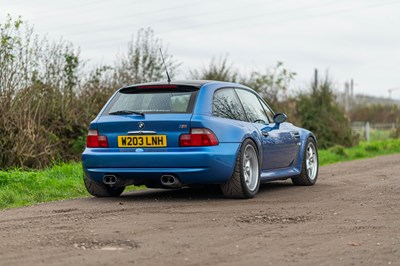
[254,122,300,169]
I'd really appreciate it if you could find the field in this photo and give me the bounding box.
[0,139,399,210]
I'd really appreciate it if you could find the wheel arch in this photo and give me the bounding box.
[236,135,263,168]
[308,132,318,146]
[297,131,318,172]
[220,136,261,198]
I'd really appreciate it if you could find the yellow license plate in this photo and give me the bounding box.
[118,135,167,148]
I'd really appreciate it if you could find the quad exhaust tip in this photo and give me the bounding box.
[161,175,182,187]
[103,174,118,185]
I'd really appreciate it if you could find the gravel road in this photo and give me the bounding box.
[1,154,399,266]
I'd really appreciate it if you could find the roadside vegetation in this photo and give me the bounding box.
[0,15,177,169]
[0,163,144,210]
[319,138,400,165]
[0,163,84,209]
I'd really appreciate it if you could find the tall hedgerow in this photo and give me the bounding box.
[295,73,355,149]
[0,16,177,169]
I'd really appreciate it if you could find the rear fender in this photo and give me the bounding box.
[190,115,262,172]
[236,135,263,169]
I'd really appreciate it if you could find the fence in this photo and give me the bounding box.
[351,122,399,142]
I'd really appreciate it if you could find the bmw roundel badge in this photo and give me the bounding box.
[138,122,145,130]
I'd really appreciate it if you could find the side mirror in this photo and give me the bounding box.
[273,113,287,124]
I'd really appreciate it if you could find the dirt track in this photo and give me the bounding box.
[1,154,399,266]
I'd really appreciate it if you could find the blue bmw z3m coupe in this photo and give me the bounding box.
[82,80,318,198]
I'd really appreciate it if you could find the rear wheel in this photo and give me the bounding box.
[84,174,125,197]
[292,137,318,185]
[221,139,260,199]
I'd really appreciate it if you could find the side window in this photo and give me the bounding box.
[213,88,247,121]
[258,98,274,123]
[235,89,269,124]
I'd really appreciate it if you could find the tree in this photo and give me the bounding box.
[188,57,297,121]
[113,28,179,86]
[350,104,400,124]
[244,62,296,118]
[295,72,354,149]
[245,62,295,102]
[189,55,238,82]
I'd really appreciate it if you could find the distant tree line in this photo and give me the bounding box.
[1,15,356,169]
[350,104,400,124]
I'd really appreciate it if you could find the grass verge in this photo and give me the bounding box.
[0,163,86,210]
[319,139,400,166]
[1,139,399,210]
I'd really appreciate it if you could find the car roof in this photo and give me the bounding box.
[121,80,240,89]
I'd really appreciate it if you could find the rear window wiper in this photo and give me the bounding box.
[108,110,145,116]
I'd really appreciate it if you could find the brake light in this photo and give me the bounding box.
[86,129,108,148]
[137,85,177,89]
[179,128,219,147]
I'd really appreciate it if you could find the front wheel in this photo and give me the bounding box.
[292,137,319,185]
[221,139,260,199]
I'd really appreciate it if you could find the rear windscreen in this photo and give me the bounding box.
[105,87,199,114]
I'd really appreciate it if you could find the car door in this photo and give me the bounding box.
[234,88,299,170]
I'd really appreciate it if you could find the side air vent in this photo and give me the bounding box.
[291,131,300,140]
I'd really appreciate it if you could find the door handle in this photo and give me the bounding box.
[261,131,269,137]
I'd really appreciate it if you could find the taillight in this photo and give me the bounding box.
[179,128,219,147]
[86,129,108,148]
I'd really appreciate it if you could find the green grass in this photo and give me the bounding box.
[0,163,144,210]
[0,163,87,210]
[1,138,400,210]
[319,138,400,166]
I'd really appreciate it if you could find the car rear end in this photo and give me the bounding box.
[82,82,239,188]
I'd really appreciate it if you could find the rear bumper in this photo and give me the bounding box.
[82,143,240,185]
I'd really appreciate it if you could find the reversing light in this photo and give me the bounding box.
[86,129,108,148]
[179,128,219,147]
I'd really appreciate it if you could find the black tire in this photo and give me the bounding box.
[220,139,260,199]
[84,174,125,197]
[292,137,319,186]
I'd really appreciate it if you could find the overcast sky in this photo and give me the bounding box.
[1,0,400,99]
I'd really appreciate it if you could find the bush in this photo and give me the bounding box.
[0,16,177,169]
[189,55,239,82]
[0,15,84,168]
[364,144,380,152]
[295,73,355,149]
[328,145,348,157]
